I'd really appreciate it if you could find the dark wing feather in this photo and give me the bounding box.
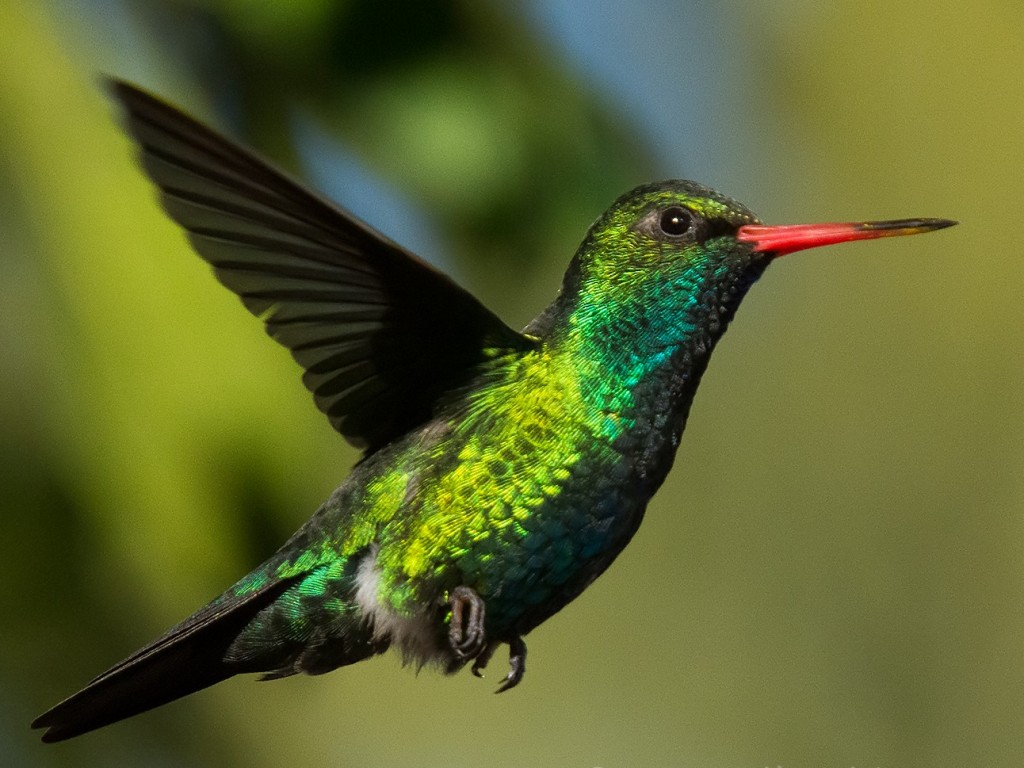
[107,79,534,452]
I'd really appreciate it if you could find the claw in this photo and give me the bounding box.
[494,635,526,693]
[448,586,487,659]
[471,641,499,678]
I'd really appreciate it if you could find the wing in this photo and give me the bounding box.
[108,79,534,452]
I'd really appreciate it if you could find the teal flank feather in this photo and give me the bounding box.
[32,81,955,742]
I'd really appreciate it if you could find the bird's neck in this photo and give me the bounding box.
[538,258,770,490]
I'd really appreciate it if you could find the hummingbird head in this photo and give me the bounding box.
[544,179,768,347]
[571,178,956,300]
[538,179,954,359]
[578,179,763,281]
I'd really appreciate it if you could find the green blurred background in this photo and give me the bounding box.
[2,1,1021,766]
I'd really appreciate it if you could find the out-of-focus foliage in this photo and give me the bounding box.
[1,1,1022,766]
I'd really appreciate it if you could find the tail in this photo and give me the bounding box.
[32,577,296,742]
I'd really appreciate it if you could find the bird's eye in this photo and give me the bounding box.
[658,207,693,237]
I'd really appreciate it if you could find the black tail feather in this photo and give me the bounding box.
[32,578,295,742]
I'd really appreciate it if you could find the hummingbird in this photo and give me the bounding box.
[32,80,955,742]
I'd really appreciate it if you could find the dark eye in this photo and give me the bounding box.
[659,206,693,237]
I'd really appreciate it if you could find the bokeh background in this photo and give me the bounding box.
[2,1,1021,766]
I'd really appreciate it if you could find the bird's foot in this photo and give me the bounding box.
[494,635,527,693]
[448,586,486,660]
[448,588,526,691]
[471,636,527,693]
